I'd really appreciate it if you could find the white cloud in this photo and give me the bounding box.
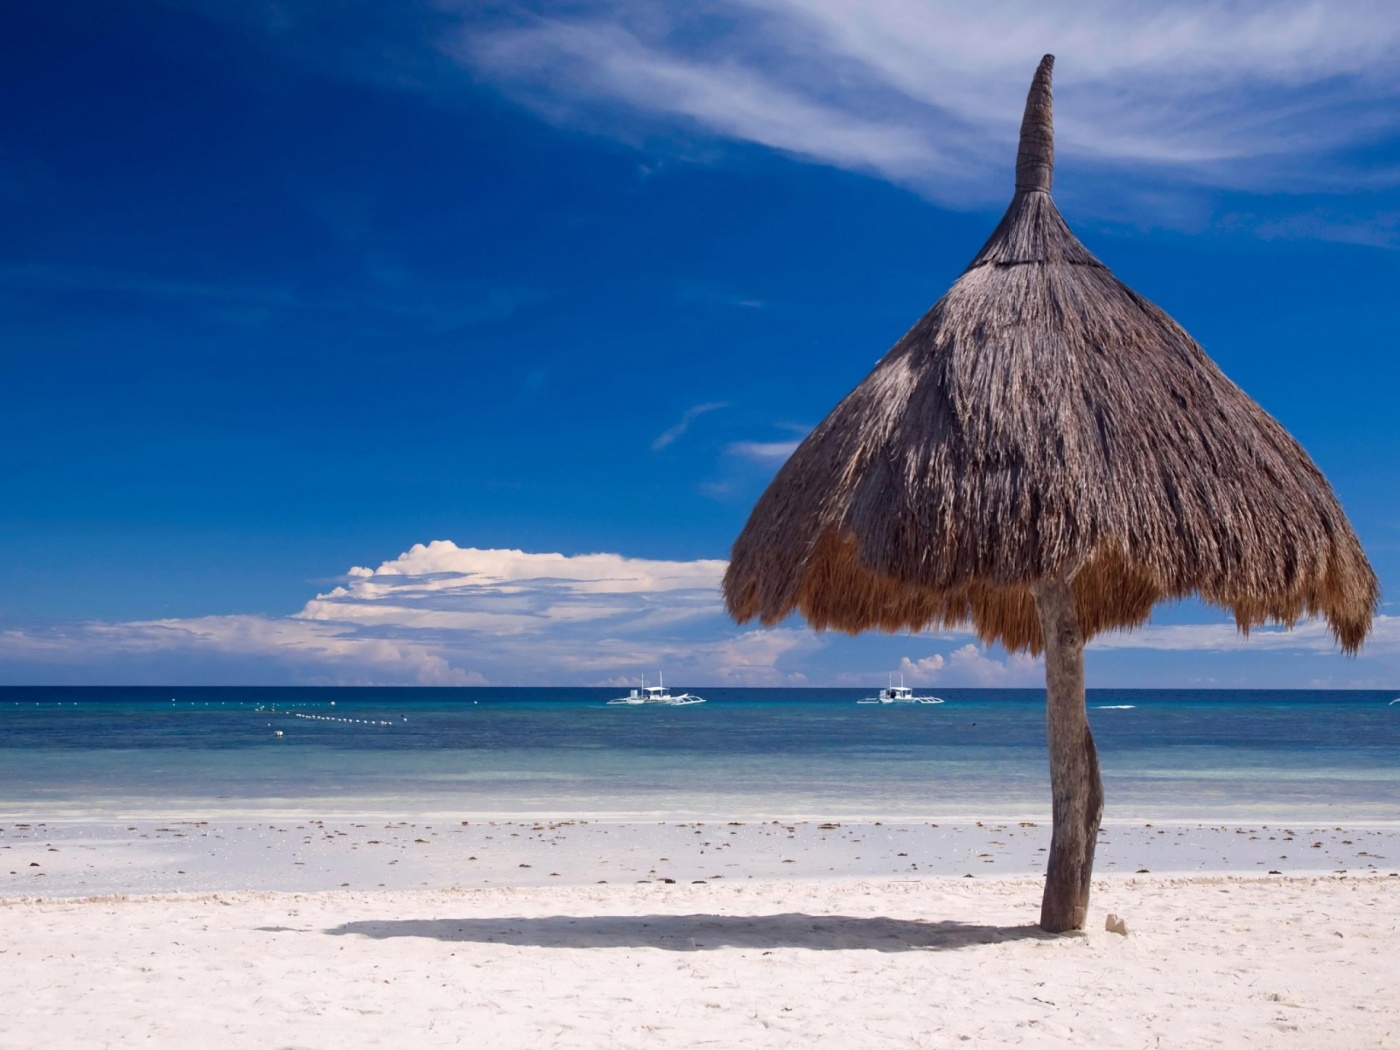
[886,613,1400,687]
[726,439,801,462]
[0,615,483,686]
[463,19,945,181]
[898,654,945,677]
[706,628,817,685]
[899,644,1044,687]
[452,1,1400,208]
[1088,614,1400,654]
[0,543,789,686]
[652,401,728,451]
[333,541,724,594]
[1246,208,1400,249]
[0,539,1392,686]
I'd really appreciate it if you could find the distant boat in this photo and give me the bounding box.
[607,673,705,706]
[858,676,943,705]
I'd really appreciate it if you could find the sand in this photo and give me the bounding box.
[7,818,1399,895]
[2,818,1398,1048]
[2,873,1397,1048]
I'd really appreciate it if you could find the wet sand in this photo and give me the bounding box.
[4,817,1397,896]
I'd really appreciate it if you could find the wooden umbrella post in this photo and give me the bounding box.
[1034,577,1103,932]
[721,53,1378,930]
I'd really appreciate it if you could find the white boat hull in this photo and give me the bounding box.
[607,680,706,706]
[858,682,944,705]
[856,696,943,704]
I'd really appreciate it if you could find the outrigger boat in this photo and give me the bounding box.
[858,676,943,705]
[607,673,706,706]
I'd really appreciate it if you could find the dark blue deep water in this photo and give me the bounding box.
[4,688,1398,821]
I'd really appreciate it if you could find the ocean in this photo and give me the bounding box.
[4,687,1399,823]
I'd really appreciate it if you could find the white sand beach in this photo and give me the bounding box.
[3,818,1398,1048]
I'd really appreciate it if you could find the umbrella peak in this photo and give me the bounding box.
[722,55,1377,658]
[1015,54,1055,194]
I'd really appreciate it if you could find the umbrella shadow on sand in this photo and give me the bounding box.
[311,913,1050,952]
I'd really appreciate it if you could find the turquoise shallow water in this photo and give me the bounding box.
[4,687,1399,821]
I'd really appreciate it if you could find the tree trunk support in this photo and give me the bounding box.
[1033,577,1104,933]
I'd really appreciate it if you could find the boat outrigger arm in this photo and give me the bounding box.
[607,672,706,706]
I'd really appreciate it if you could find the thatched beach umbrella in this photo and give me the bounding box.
[724,55,1377,932]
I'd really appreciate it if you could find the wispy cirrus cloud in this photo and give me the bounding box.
[197,1,1400,234]
[463,16,948,176]
[725,439,800,463]
[451,0,1400,219]
[652,401,728,450]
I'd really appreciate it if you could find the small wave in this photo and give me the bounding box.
[1095,704,1136,710]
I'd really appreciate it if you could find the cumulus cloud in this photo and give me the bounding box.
[706,628,816,685]
[899,654,946,677]
[886,613,1399,688]
[304,541,726,622]
[0,542,785,686]
[898,644,1044,687]
[0,538,1391,686]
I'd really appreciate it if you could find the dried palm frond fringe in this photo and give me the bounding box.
[725,56,1376,654]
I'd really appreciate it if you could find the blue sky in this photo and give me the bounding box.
[2,1,1398,686]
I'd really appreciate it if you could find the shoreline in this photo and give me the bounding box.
[5,815,1398,899]
[8,799,1400,823]
[6,813,1397,1047]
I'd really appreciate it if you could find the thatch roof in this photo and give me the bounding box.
[724,55,1377,654]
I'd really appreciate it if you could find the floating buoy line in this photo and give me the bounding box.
[242,702,407,734]
[287,713,397,727]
